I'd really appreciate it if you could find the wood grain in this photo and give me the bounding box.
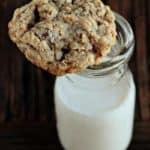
[134,0,150,121]
[0,0,150,149]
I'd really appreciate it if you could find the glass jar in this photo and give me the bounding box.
[54,13,135,150]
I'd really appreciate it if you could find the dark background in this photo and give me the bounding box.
[0,0,150,149]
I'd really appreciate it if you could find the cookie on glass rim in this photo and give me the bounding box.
[8,0,117,76]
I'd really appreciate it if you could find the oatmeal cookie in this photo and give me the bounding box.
[8,0,116,76]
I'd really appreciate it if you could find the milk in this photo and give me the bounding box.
[55,71,135,150]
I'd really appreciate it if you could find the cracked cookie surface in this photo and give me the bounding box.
[8,0,116,76]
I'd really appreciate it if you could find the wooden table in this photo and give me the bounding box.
[0,0,150,149]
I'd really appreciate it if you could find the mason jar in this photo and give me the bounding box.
[54,13,135,150]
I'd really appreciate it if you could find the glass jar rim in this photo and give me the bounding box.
[77,13,135,77]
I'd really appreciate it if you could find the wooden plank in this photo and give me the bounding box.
[24,62,38,121]
[147,0,150,112]
[0,1,7,121]
[134,0,150,121]
[0,47,7,122]
[22,64,55,122]
[0,0,27,122]
[44,73,55,122]
[0,0,34,122]
[120,0,133,20]
[107,0,120,13]
[13,53,25,121]
[36,70,48,121]
[36,70,55,122]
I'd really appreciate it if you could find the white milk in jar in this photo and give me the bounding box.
[54,13,135,150]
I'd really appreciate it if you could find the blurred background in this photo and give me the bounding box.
[0,0,150,149]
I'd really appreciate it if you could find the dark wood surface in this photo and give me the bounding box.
[0,0,150,149]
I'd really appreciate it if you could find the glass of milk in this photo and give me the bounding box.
[55,13,135,150]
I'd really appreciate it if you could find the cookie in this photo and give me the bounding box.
[8,0,116,76]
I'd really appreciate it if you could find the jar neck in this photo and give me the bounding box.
[65,64,128,90]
